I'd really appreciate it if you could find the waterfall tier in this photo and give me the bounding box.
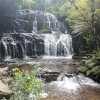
[16,9,67,33]
[0,33,73,59]
[44,34,73,57]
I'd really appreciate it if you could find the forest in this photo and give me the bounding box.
[0,0,100,100]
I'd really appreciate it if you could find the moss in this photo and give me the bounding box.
[38,29,51,33]
[77,66,88,73]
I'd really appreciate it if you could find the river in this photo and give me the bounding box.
[2,57,100,100]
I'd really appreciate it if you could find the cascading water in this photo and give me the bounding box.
[17,10,67,34]
[0,10,73,59]
[43,34,73,57]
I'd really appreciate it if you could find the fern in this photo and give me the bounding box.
[86,70,91,76]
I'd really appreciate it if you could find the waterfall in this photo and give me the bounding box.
[32,17,38,33]
[17,10,67,33]
[43,34,73,57]
[0,10,73,59]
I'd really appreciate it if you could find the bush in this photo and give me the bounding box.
[10,68,43,100]
[91,66,100,75]
[38,29,51,33]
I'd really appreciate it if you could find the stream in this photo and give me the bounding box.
[2,57,100,100]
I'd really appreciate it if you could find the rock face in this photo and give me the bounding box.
[0,33,44,58]
[14,9,67,33]
[0,67,11,99]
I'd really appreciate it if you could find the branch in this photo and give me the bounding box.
[68,0,94,32]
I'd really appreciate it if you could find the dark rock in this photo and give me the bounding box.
[16,42,23,58]
[72,55,82,59]
[0,42,6,59]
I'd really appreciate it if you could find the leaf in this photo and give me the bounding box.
[86,70,91,76]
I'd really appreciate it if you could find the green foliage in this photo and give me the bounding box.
[60,0,100,51]
[38,29,51,33]
[10,68,43,100]
[45,0,67,16]
[85,60,93,66]
[91,66,100,75]
[77,66,88,73]
[87,62,97,68]
[86,70,91,76]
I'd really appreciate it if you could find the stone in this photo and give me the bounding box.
[0,80,11,93]
[72,55,82,59]
[2,71,8,76]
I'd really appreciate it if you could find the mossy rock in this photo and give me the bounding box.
[91,66,100,75]
[77,66,88,73]
[87,62,97,68]
[38,29,51,33]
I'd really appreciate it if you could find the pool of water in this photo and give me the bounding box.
[1,58,100,100]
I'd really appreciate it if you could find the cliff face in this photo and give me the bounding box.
[0,9,67,34]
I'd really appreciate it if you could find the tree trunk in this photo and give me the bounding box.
[90,0,100,50]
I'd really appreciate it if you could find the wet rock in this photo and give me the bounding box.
[37,68,60,82]
[16,10,67,33]
[0,42,5,59]
[16,42,24,58]
[72,55,82,59]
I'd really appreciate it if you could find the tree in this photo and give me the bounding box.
[0,0,23,35]
[60,0,100,51]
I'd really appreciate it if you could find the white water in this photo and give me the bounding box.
[44,34,73,57]
[49,73,99,91]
